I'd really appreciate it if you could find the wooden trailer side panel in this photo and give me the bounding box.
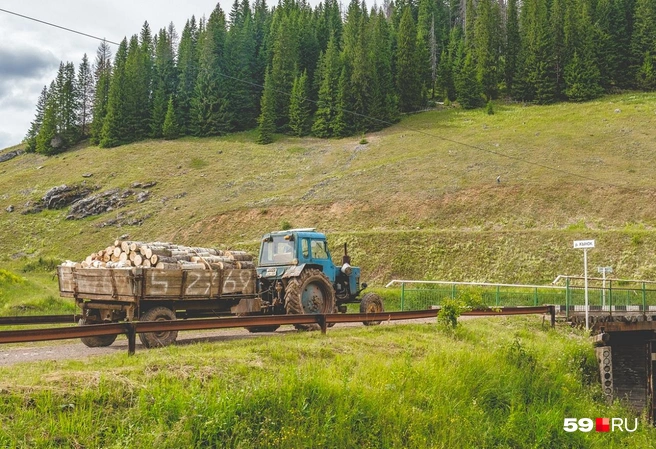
[58,266,257,301]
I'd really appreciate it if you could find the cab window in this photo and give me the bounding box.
[302,239,310,258]
[311,240,328,259]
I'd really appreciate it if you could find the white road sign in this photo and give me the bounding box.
[573,240,595,249]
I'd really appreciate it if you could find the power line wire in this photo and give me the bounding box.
[0,8,120,45]
[2,8,627,189]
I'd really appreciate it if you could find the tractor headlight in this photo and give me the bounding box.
[341,263,352,276]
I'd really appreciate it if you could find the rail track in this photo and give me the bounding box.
[0,306,555,355]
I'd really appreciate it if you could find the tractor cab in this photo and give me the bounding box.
[256,228,365,311]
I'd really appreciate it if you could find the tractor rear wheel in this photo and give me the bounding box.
[138,306,178,348]
[284,268,336,330]
[79,318,118,347]
[360,292,384,326]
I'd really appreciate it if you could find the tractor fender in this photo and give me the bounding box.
[282,264,306,279]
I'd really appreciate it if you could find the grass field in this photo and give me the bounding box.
[1,317,654,448]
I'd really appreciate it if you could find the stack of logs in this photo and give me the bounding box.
[73,240,254,270]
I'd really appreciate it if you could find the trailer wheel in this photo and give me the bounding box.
[78,318,118,347]
[284,268,335,331]
[360,293,384,326]
[138,307,178,348]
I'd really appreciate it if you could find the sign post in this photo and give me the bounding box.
[574,240,595,331]
[597,266,613,310]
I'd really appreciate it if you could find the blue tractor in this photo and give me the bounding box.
[255,228,384,330]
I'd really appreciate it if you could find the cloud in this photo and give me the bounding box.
[0,45,58,78]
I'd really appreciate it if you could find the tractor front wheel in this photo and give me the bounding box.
[284,268,336,331]
[360,292,384,326]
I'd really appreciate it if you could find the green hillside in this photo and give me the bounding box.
[2,93,656,302]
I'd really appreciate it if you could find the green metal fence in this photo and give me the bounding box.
[387,279,656,318]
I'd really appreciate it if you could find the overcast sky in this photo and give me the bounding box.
[0,1,232,150]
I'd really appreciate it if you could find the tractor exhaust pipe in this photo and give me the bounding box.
[342,243,351,265]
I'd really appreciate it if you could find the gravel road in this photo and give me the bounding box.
[0,318,440,367]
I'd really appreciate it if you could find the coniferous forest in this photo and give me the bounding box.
[23,0,656,154]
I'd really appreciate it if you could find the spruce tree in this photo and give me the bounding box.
[162,96,179,140]
[505,0,520,94]
[474,0,501,100]
[226,1,258,131]
[24,86,48,152]
[288,70,311,136]
[257,69,276,144]
[90,40,112,145]
[636,52,656,90]
[36,85,60,156]
[176,17,199,136]
[151,27,177,137]
[312,35,342,137]
[191,5,233,136]
[564,51,604,100]
[76,54,94,137]
[456,50,483,108]
[268,13,300,132]
[100,38,129,148]
[631,0,656,85]
[396,6,423,112]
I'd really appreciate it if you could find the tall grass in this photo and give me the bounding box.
[0,317,653,447]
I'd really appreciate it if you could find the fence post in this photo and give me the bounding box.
[643,282,647,317]
[565,278,569,320]
[319,314,327,335]
[451,284,456,300]
[609,280,613,317]
[549,305,556,328]
[534,287,538,306]
[496,286,500,306]
[126,323,136,356]
[401,282,405,311]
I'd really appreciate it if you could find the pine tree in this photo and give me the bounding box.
[288,70,311,136]
[162,96,179,140]
[257,69,276,144]
[24,85,49,153]
[396,6,423,112]
[76,54,94,137]
[90,40,112,145]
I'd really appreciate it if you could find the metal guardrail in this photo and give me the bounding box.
[0,306,555,355]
